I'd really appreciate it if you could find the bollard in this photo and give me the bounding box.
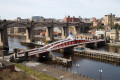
[24,52,28,61]
[13,48,18,61]
[2,50,6,59]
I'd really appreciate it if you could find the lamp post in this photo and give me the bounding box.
[59,76,64,80]
[76,64,79,74]
[99,69,103,80]
[43,69,47,75]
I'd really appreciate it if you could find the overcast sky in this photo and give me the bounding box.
[0,0,120,19]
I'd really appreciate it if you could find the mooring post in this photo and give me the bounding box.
[24,52,28,61]
[2,50,6,59]
[13,48,18,61]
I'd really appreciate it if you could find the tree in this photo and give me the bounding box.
[90,24,104,30]
[114,23,120,42]
[97,24,104,29]
[114,23,120,30]
[89,25,93,30]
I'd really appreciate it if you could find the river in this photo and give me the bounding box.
[2,36,120,80]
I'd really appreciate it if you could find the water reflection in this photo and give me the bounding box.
[8,36,34,52]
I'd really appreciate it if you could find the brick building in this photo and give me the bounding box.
[63,16,81,22]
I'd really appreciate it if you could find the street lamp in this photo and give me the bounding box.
[99,69,103,80]
[43,69,47,75]
[59,76,64,80]
[76,64,79,74]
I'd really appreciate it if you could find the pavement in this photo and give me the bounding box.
[22,61,92,80]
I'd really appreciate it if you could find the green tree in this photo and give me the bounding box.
[97,24,104,29]
[114,23,120,42]
[114,23,120,30]
[89,25,94,30]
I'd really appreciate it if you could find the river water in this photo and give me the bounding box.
[2,36,120,80]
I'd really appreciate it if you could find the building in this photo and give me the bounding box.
[110,29,120,43]
[16,17,29,21]
[105,30,111,40]
[76,33,94,40]
[95,30,105,39]
[92,17,103,28]
[114,17,120,25]
[31,16,44,22]
[44,18,56,22]
[34,27,46,36]
[104,13,115,27]
[63,16,81,22]
[81,18,93,23]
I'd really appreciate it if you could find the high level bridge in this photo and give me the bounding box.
[0,20,92,49]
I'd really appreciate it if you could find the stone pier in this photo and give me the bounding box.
[26,21,35,43]
[73,26,81,35]
[46,27,54,41]
[61,26,69,39]
[63,47,74,55]
[0,20,9,49]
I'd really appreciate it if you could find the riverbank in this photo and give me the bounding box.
[18,61,92,80]
[107,43,120,47]
[2,36,120,80]
[15,63,57,80]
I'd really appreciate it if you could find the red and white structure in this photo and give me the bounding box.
[18,34,104,57]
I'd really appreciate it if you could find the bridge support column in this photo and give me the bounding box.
[73,26,81,35]
[0,20,9,50]
[26,27,34,43]
[24,52,28,61]
[61,26,69,39]
[94,42,97,48]
[46,27,54,41]
[38,52,50,61]
[13,48,18,62]
[26,27,35,43]
[82,25,85,33]
[63,47,74,55]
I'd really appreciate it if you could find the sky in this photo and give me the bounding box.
[0,0,120,19]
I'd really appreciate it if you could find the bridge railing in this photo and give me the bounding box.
[18,39,105,56]
[47,39,90,51]
[40,39,70,50]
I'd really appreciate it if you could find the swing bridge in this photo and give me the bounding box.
[16,34,105,57]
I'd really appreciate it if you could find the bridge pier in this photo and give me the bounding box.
[38,52,50,61]
[94,42,97,48]
[63,47,74,55]
[26,27,35,43]
[86,43,97,49]
[73,26,81,35]
[0,20,9,50]
[26,21,35,43]
[46,27,54,41]
[61,26,69,39]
